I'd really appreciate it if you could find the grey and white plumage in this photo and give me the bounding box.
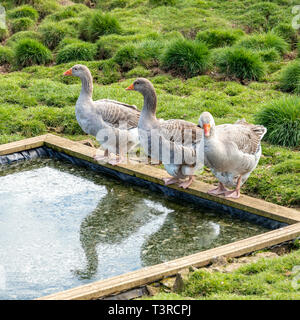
[126,78,202,188]
[198,111,267,197]
[64,64,140,163]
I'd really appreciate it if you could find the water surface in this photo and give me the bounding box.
[0,159,268,299]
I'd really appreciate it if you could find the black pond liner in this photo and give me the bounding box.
[0,147,287,230]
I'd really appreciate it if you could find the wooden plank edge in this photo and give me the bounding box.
[43,134,300,225]
[0,135,47,156]
[37,222,300,300]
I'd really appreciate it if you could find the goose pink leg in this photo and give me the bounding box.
[178,176,195,189]
[94,149,109,162]
[108,154,126,166]
[163,177,181,186]
[208,182,228,195]
[224,176,242,199]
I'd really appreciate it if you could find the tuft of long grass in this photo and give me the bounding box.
[10,17,35,33]
[15,38,53,68]
[214,47,265,81]
[0,28,9,41]
[5,30,42,47]
[273,23,298,49]
[149,0,176,6]
[255,97,300,148]
[279,60,300,94]
[7,5,39,22]
[161,39,210,78]
[45,4,88,22]
[88,11,122,42]
[56,42,97,64]
[39,22,77,50]
[113,45,139,71]
[0,46,15,66]
[196,29,244,48]
[236,32,289,56]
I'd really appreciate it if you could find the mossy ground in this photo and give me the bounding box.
[142,243,300,300]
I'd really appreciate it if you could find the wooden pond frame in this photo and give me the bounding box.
[0,134,300,300]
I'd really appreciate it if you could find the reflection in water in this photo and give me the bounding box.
[75,190,170,279]
[0,159,268,299]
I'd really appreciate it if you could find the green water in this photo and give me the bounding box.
[0,158,268,300]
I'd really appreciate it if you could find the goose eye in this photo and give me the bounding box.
[74,67,77,71]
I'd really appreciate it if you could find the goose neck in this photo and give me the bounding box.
[79,72,93,98]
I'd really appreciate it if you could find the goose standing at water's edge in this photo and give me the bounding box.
[63,64,140,165]
[126,78,203,189]
[198,112,267,199]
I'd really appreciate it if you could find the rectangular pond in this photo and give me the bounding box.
[0,158,270,299]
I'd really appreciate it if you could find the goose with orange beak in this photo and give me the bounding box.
[198,112,266,198]
[126,78,203,189]
[63,64,140,165]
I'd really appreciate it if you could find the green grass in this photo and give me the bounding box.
[10,17,36,33]
[255,97,300,148]
[279,60,300,94]
[161,39,210,78]
[39,21,77,50]
[143,249,300,300]
[56,41,97,64]
[0,46,15,66]
[7,5,39,21]
[14,38,53,68]
[196,28,244,48]
[236,32,289,56]
[0,0,299,211]
[214,47,265,81]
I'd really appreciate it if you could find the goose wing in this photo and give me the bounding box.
[159,119,202,145]
[94,100,140,130]
[218,120,267,155]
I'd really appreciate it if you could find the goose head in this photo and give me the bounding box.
[198,112,215,138]
[126,78,157,114]
[126,78,156,96]
[63,64,91,78]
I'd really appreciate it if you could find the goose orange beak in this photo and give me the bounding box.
[63,68,72,76]
[203,123,211,137]
[126,83,134,90]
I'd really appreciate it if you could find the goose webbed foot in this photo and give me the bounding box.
[178,176,195,189]
[163,177,180,186]
[223,189,240,199]
[223,176,242,199]
[94,149,109,162]
[208,182,228,195]
[108,154,126,166]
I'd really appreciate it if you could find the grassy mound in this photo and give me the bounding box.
[214,47,265,81]
[10,17,35,33]
[236,32,288,55]
[255,97,300,148]
[113,45,139,71]
[5,31,42,47]
[161,39,210,78]
[273,23,298,49]
[196,29,244,48]
[15,38,53,68]
[7,5,39,21]
[0,47,15,66]
[79,10,122,42]
[279,60,300,94]
[39,22,77,50]
[56,41,97,64]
